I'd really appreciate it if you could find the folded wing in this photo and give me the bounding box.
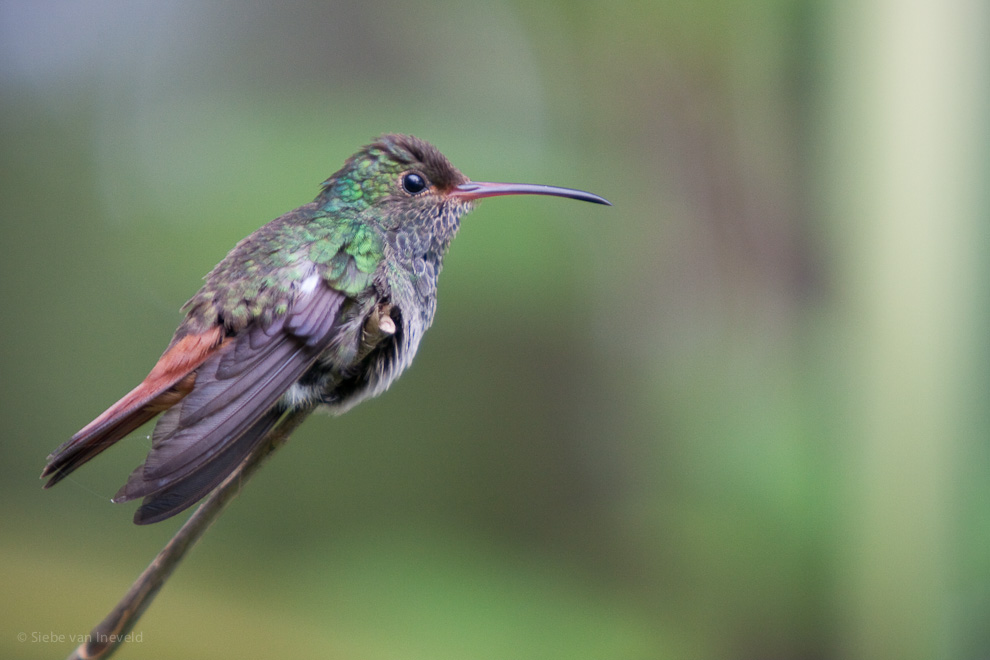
[114,279,346,523]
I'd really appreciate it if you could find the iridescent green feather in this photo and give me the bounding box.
[176,135,434,337]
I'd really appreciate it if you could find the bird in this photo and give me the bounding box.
[41,133,610,524]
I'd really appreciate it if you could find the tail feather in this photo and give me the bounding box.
[43,407,163,488]
[41,327,224,487]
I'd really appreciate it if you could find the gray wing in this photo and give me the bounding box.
[114,280,347,523]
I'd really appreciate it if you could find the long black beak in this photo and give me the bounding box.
[452,181,611,206]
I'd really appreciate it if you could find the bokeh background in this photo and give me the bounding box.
[2,1,988,658]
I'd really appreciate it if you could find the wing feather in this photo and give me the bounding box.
[130,407,284,524]
[114,280,346,507]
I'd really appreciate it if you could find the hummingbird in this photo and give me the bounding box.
[41,134,610,524]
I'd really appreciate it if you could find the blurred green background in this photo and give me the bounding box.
[2,1,988,658]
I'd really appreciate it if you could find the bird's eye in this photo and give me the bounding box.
[401,172,428,195]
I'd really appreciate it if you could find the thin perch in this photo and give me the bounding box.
[65,406,313,660]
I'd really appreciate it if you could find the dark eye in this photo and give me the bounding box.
[401,172,428,195]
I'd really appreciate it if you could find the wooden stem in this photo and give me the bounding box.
[65,407,314,660]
